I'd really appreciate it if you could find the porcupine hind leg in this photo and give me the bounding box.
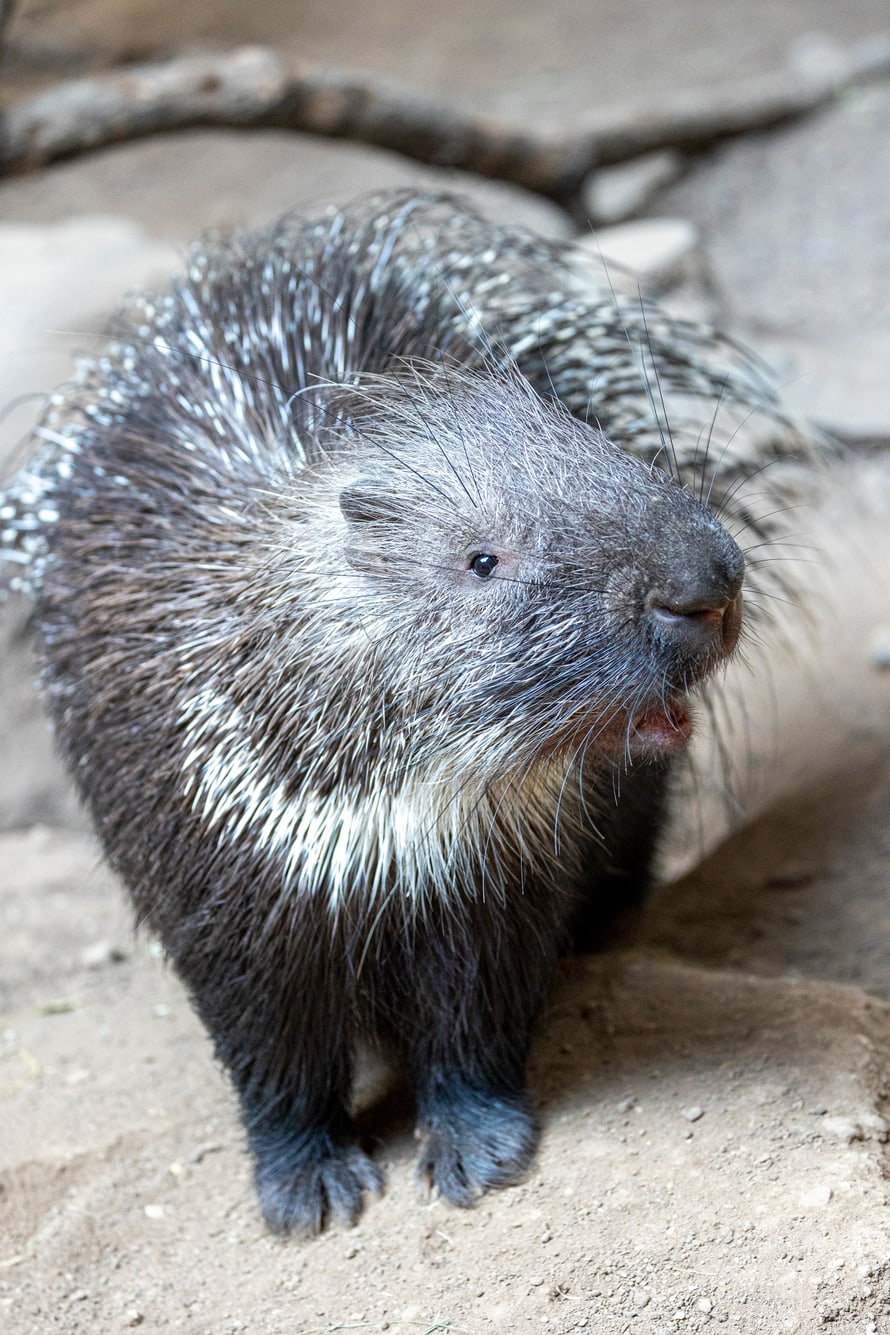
[166,899,382,1235]
[398,894,565,1206]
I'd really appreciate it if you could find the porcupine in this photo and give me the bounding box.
[0,191,809,1235]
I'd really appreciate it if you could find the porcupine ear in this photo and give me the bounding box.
[339,477,403,573]
[338,477,402,525]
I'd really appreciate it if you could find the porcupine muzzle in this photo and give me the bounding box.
[627,502,745,758]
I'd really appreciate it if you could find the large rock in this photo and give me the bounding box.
[0,216,176,475]
[0,128,571,244]
[649,83,890,440]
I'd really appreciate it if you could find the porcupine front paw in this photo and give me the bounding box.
[253,1126,383,1235]
[416,1086,538,1207]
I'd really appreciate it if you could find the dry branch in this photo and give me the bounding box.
[1,39,888,204]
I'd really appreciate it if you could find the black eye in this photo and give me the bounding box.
[470,553,499,579]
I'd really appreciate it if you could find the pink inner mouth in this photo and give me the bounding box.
[629,697,693,756]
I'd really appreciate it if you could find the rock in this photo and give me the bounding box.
[818,1114,888,1144]
[571,217,702,289]
[0,217,175,473]
[582,150,683,225]
[80,940,127,969]
[650,82,890,438]
[0,128,571,251]
[800,1184,834,1207]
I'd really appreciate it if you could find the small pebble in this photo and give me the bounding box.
[80,939,127,969]
[800,1184,833,1208]
[143,1203,164,1219]
[682,1105,705,1122]
[697,1297,714,1314]
[583,150,683,225]
[125,1312,144,1328]
[821,1116,865,1143]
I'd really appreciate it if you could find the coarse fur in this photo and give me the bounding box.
[0,192,813,1234]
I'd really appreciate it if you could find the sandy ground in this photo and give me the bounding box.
[2,3,890,1332]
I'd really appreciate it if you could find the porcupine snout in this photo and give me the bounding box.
[643,513,745,668]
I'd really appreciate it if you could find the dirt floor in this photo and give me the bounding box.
[2,4,890,1333]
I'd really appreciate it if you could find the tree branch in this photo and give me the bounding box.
[2,39,888,205]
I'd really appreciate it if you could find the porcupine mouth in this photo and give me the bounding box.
[626,693,693,760]
[551,693,693,767]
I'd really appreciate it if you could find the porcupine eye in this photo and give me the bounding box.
[470,553,499,579]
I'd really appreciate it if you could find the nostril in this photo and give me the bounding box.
[649,600,729,627]
[647,589,743,657]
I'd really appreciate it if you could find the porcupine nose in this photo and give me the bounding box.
[646,535,745,660]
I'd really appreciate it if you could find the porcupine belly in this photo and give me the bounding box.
[0,191,808,1234]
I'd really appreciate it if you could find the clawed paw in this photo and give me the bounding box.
[416,1090,538,1207]
[255,1138,383,1236]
